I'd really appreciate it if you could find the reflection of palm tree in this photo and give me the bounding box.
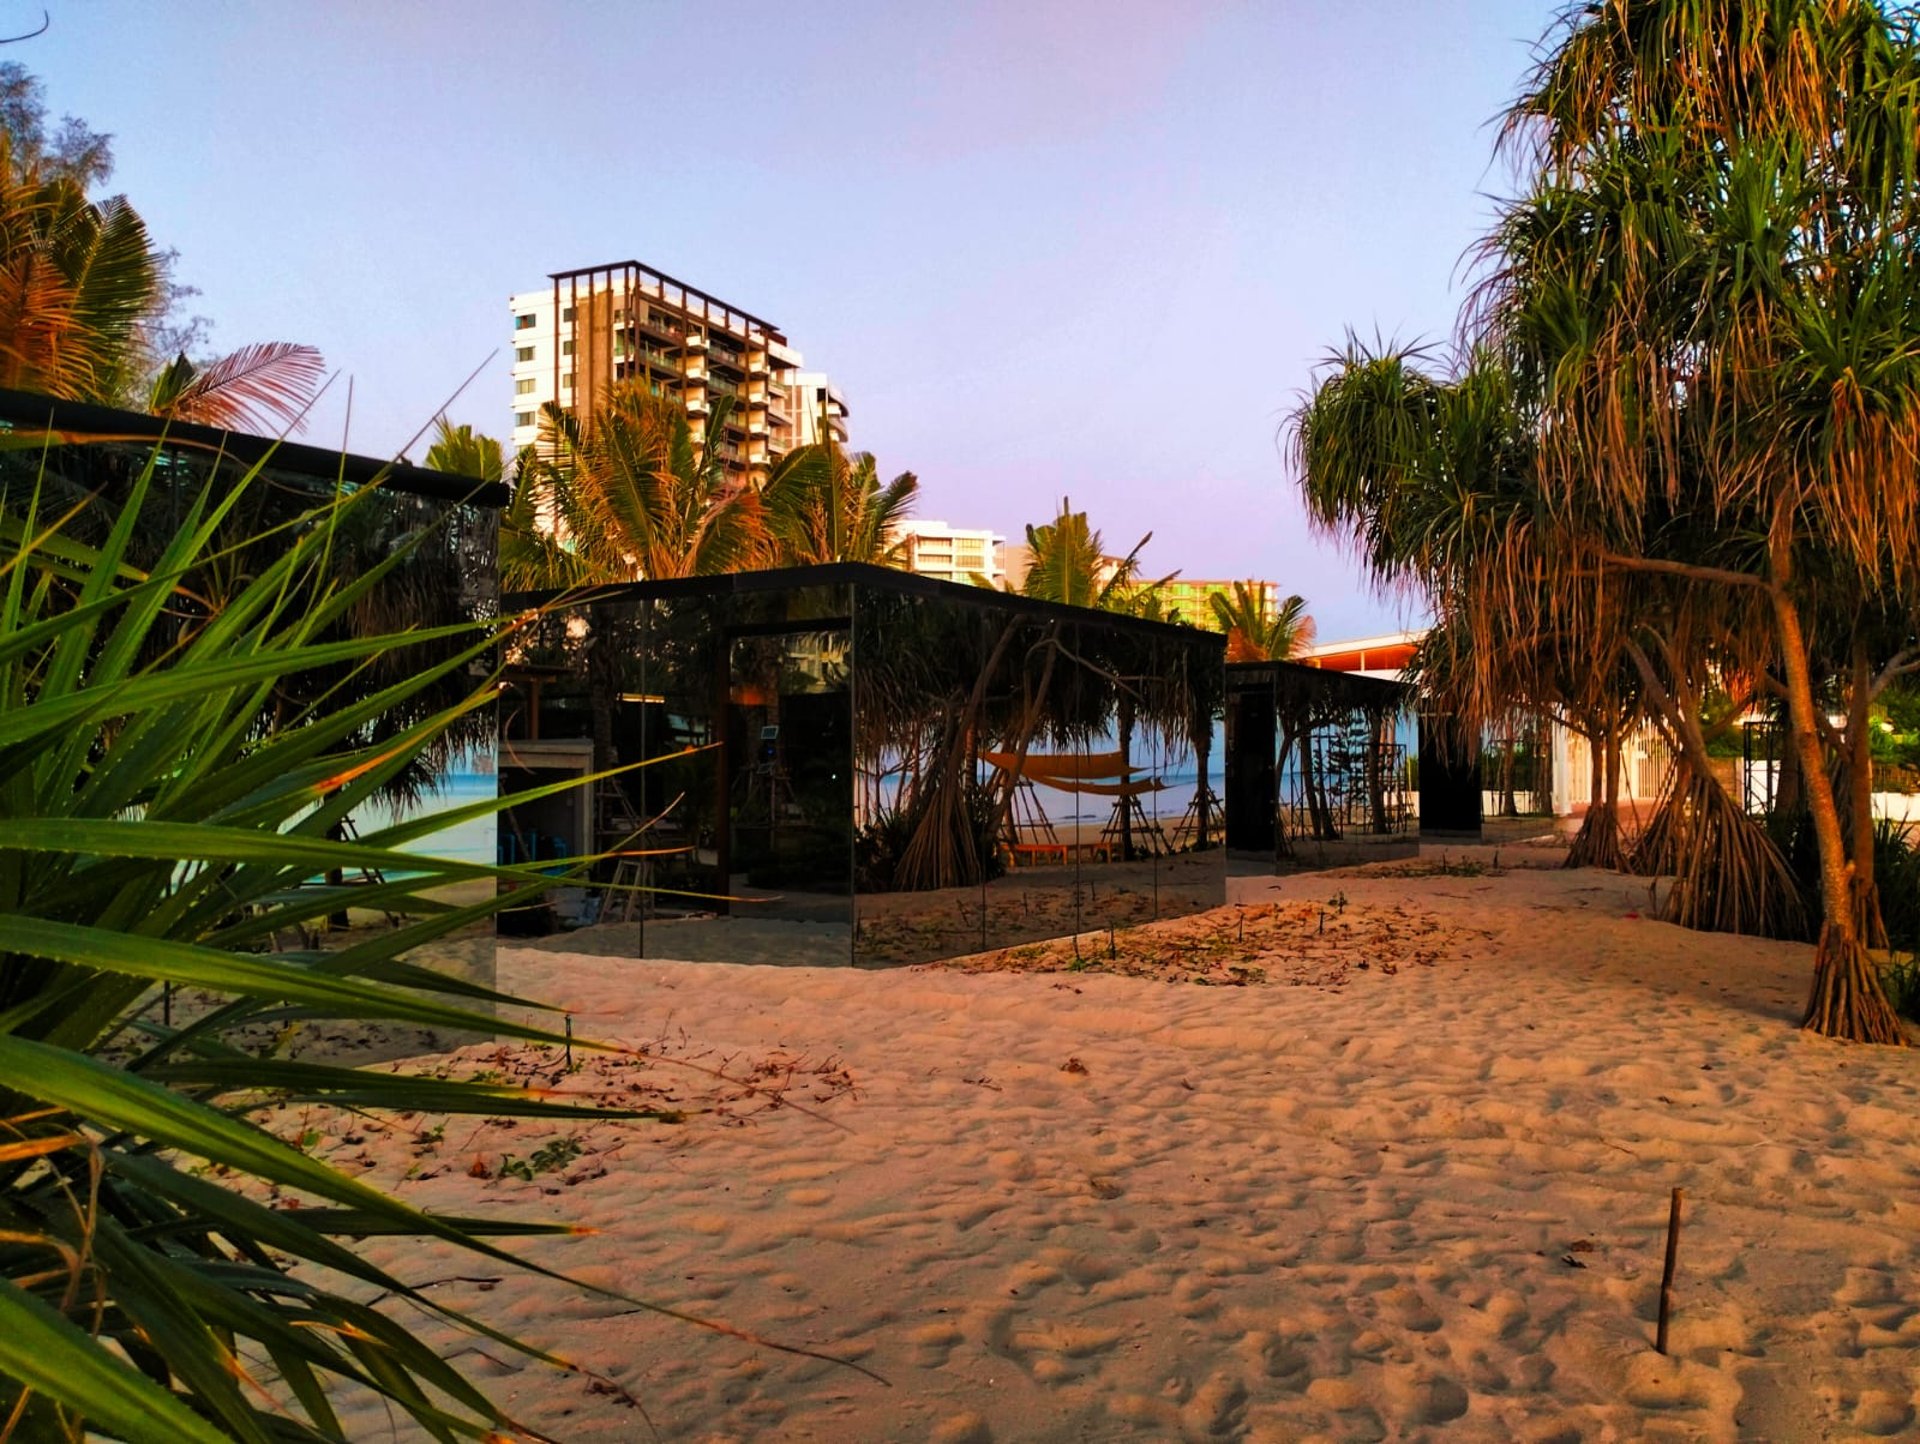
[1208,583,1315,663]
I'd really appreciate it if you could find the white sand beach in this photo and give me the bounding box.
[300,850,1920,1442]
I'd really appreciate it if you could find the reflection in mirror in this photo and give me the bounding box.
[852,584,1225,967]
[852,591,1000,965]
[1225,661,1417,872]
[1155,631,1228,924]
[501,580,855,967]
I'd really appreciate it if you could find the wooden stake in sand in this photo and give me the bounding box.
[1656,1186,1684,1354]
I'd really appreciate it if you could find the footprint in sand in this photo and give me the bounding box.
[908,1320,965,1369]
[1849,1390,1916,1436]
[1236,1330,1310,1387]
[930,1411,993,1444]
[1376,1284,1444,1333]
[1177,1371,1249,1441]
[1382,1365,1470,1424]
[1835,1266,1898,1308]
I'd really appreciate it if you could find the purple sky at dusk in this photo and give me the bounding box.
[29,0,1560,640]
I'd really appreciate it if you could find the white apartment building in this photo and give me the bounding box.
[509,260,844,486]
[789,370,849,448]
[888,520,1006,586]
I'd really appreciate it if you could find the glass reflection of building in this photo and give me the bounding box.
[499,565,1230,967]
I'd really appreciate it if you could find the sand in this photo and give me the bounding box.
[286,848,1919,1443]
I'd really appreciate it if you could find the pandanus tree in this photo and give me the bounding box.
[1479,0,1920,1043]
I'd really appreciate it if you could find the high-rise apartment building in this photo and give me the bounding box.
[789,371,849,449]
[508,260,844,485]
[1157,578,1280,631]
[889,520,1006,586]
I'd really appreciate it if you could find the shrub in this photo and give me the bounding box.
[0,449,655,1439]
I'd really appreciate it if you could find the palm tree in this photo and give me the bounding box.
[0,132,158,403]
[512,384,765,586]
[1018,497,1169,614]
[0,93,323,431]
[1479,0,1920,1042]
[1208,583,1315,663]
[761,439,917,567]
[1292,339,1647,869]
[145,341,326,432]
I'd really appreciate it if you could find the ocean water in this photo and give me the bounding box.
[351,771,497,869]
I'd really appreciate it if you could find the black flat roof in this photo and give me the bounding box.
[545,260,782,337]
[0,389,507,508]
[507,562,1227,647]
[1227,658,1411,708]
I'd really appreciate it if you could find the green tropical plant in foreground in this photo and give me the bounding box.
[0,446,705,1439]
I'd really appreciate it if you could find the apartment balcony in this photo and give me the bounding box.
[683,331,708,352]
[629,304,686,336]
[746,351,769,378]
[685,392,710,416]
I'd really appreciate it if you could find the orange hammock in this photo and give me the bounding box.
[981,748,1128,780]
[980,749,1165,797]
[1046,776,1167,798]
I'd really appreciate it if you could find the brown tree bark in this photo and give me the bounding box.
[1773,590,1904,1045]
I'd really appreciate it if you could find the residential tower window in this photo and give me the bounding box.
[514,411,535,428]
[514,314,535,330]
[515,378,536,396]
[515,345,534,363]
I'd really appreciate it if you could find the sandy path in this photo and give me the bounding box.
[320,858,1920,1443]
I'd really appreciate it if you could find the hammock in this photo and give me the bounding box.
[980,749,1131,782]
[1037,776,1167,798]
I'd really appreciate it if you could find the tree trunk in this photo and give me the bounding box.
[1622,639,1803,936]
[1367,710,1389,834]
[1566,717,1624,870]
[1773,591,1904,1045]
[1844,641,1886,950]
[1500,727,1518,818]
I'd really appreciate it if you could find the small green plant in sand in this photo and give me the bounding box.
[498,1136,588,1182]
